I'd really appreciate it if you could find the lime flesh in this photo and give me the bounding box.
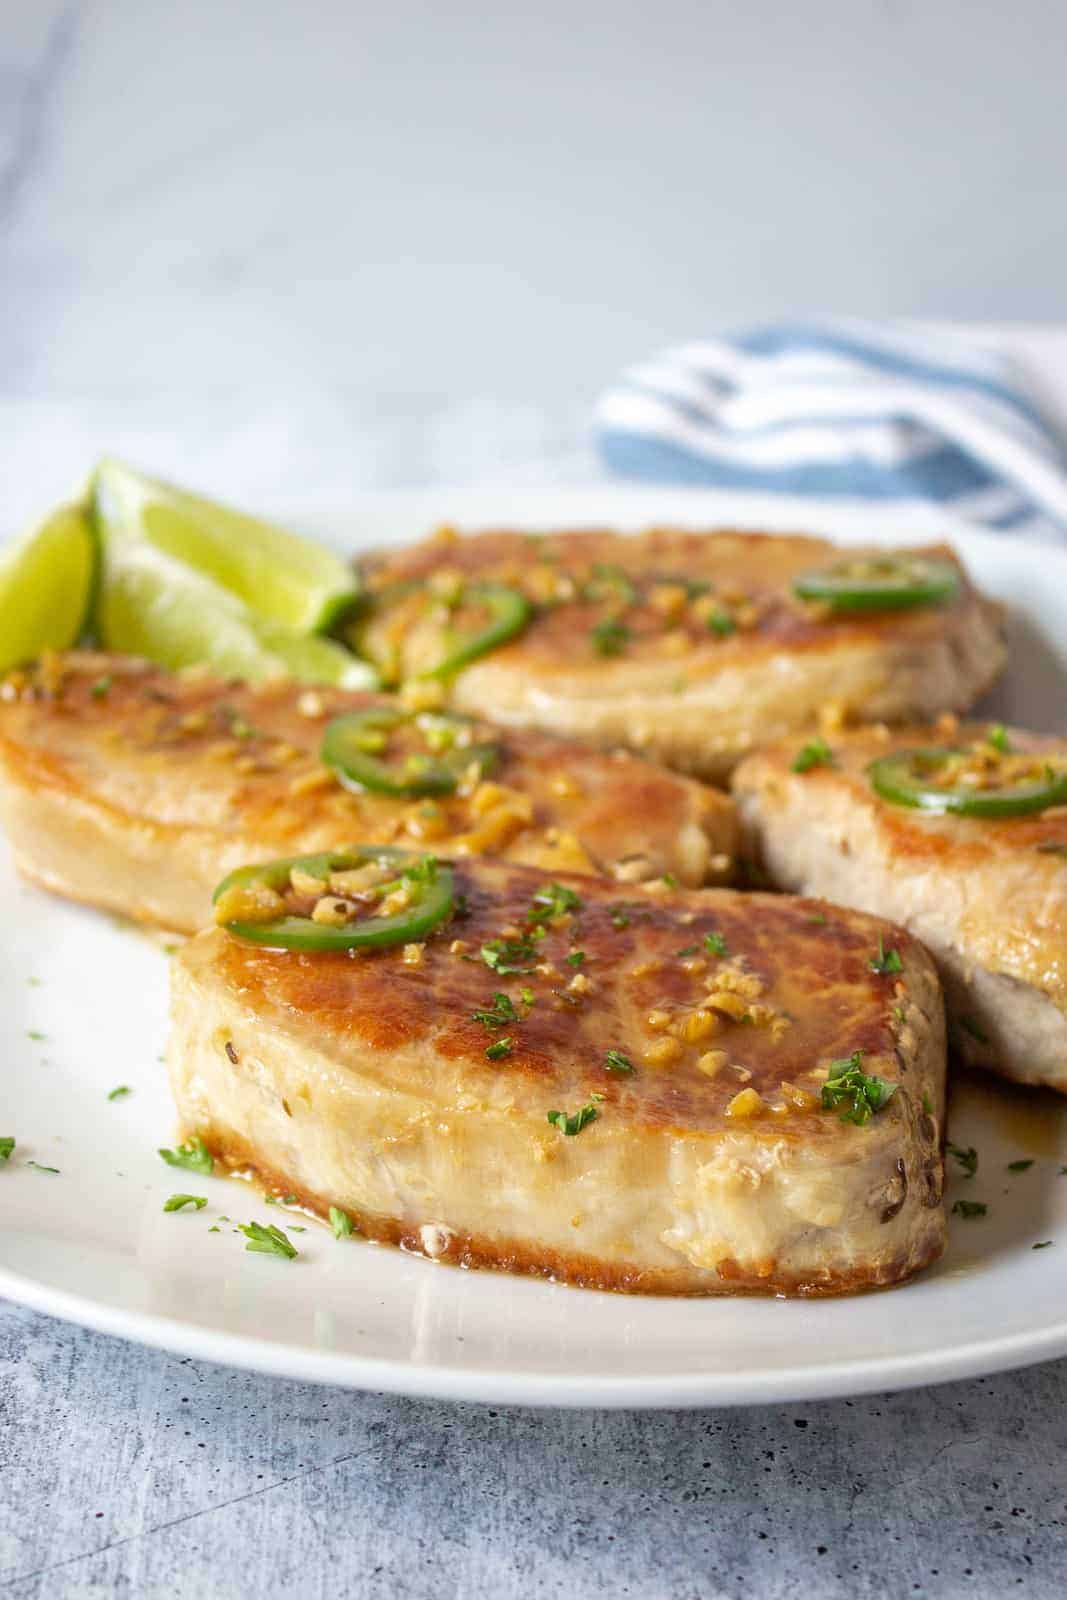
[96,535,376,689]
[0,503,95,673]
[93,459,359,634]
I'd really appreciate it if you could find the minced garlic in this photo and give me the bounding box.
[643,1036,683,1068]
[311,896,352,926]
[290,867,328,897]
[726,1088,764,1119]
[672,1008,719,1044]
[705,990,749,1021]
[214,881,286,926]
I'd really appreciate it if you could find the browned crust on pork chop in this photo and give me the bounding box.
[732,721,1067,1091]
[353,528,1005,779]
[0,652,736,932]
[170,858,946,1295]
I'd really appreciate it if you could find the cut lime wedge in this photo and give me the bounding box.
[93,459,359,634]
[0,503,95,673]
[96,535,376,688]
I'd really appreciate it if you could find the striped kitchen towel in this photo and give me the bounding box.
[595,319,1067,540]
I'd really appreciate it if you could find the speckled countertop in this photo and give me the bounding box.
[2,1305,1065,1598]
[4,6,1067,1594]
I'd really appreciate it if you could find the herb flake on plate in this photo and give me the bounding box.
[158,1135,214,1175]
[239,1221,298,1260]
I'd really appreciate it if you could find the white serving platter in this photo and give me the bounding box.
[2,484,1066,1408]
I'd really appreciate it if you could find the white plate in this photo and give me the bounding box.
[3,485,1067,1409]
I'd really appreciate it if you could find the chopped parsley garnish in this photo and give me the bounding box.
[566,951,586,968]
[591,617,630,657]
[27,1161,59,1174]
[402,853,440,888]
[471,992,518,1028]
[820,1051,897,1125]
[1007,1159,1034,1173]
[959,1015,989,1044]
[520,987,534,1006]
[485,1036,514,1061]
[951,1200,987,1220]
[480,938,537,975]
[661,872,679,889]
[158,1135,214,1175]
[792,737,834,774]
[0,1137,14,1163]
[986,723,1012,753]
[893,1005,906,1024]
[239,1221,298,1259]
[107,1085,132,1102]
[26,1030,45,1042]
[609,906,631,929]
[806,912,828,926]
[1033,1240,1053,1250]
[707,609,736,637]
[675,944,699,958]
[703,931,728,956]
[947,1142,978,1179]
[90,675,112,698]
[330,1206,354,1239]
[530,882,582,924]
[163,1193,207,1212]
[604,1048,634,1074]
[547,1101,601,1136]
[921,1092,934,1115]
[869,936,903,976]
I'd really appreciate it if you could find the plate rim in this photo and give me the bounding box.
[4,1259,1067,1409]
[4,480,1067,1407]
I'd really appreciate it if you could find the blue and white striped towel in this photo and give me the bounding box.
[595,319,1067,541]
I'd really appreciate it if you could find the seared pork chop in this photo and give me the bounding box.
[171,855,946,1295]
[733,721,1067,1092]
[0,652,736,933]
[350,528,1004,780]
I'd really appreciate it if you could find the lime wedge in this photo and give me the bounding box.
[93,459,359,634]
[96,535,376,688]
[0,503,95,673]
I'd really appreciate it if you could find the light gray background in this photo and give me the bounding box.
[3,4,1067,1597]
[2,0,1067,522]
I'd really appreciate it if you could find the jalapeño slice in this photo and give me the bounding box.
[421,580,531,679]
[321,707,498,797]
[351,579,531,684]
[213,847,454,951]
[793,555,959,613]
[868,748,1067,818]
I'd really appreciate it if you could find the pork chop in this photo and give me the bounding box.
[733,721,1067,1092]
[350,527,1004,780]
[0,652,737,933]
[170,854,946,1295]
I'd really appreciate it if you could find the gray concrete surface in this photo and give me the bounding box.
[1,1302,1064,1599]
